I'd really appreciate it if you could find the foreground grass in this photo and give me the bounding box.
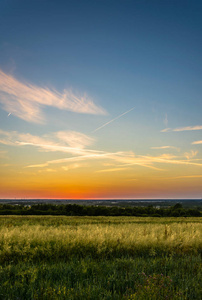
[0,216,201,299]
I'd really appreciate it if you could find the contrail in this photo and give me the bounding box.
[92,106,135,133]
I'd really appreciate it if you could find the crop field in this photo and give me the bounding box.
[0,216,201,299]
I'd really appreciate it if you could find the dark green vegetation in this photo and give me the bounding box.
[0,202,201,217]
[1,199,201,209]
[0,216,201,299]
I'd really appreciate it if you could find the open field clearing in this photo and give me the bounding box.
[0,216,201,261]
[0,216,201,299]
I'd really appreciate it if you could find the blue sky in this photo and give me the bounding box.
[0,0,202,199]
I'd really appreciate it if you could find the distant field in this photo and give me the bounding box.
[0,216,201,299]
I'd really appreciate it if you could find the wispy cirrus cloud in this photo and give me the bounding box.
[173,125,202,132]
[25,151,165,170]
[184,150,198,160]
[1,130,202,171]
[26,151,202,171]
[0,70,106,124]
[96,167,129,173]
[192,140,202,145]
[140,153,202,166]
[161,128,171,132]
[25,147,202,170]
[0,129,95,156]
[161,125,202,132]
[151,146,180,151]
[62,163,82,171]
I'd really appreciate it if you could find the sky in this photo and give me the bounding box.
[0,0,202,199]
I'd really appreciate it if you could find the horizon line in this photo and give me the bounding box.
[0,198,201,200]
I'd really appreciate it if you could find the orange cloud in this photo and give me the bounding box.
[192,140,202,145]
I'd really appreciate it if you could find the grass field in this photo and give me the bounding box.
[0,216,201,299]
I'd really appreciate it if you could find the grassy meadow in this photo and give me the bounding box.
[0,216,201,299]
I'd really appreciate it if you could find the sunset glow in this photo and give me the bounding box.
[0,0,202,199]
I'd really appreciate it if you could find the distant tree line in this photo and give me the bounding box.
[0,203,201,217]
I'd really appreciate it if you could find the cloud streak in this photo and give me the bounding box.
[192,140,202,145]
[92,106,135,133]
[151,146,180,151]
[26,150,202,171]
[96,167,129,173]
[1,130,202,172]
[161,125,202,132]
[0,70,106,123]
[173,125,202,132]
[0,129,95,155]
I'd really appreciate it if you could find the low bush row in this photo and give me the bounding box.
[0,203,201,217]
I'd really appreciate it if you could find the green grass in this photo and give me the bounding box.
[0,216,201,299]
